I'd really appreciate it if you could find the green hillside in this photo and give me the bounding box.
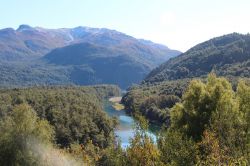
[0,85,120,147]
[144,33,250,83]
[122,33,250,124]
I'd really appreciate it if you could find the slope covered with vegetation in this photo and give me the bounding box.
[101,75,250,165]
[145,33,250,83]
[123,33,250,124]
[43,42,156,89]
[156,75,250,165]
[1,75,249,165]
[0,25,181,89]
[122,79,189,124]
[0,85,120,148]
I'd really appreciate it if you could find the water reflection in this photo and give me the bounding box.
[104,101,158,148]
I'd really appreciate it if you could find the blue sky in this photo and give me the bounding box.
[1,0,250,51]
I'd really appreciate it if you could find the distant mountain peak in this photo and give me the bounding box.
[0,25,181,63]
[17,24,34,31]
[0,28,15,33]
[0,25,181,88]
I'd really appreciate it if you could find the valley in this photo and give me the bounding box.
[0,25,181,89]
[0,26,250,165]
[1,0,250,165]
[104,97,158,148]
[122,33,250,125]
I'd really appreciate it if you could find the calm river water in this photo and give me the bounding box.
[104,100,158,148]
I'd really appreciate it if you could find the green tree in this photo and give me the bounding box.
[126,114,162,166]
[0,104,54,166]
[197,130,248,165]
[97,142,127,166]
[237,80,250,160]
[162,74,249,164]
[158,130,198,166]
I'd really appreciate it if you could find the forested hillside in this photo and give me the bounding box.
[123,33,250,124]
[0,85,120,147]
[122,79,189,124]
[42,42,154,88]
[0,85,123,165]
[111,75,250,165]
[145,33,250,83]
[0,76,249,165]
[0,25,181,88]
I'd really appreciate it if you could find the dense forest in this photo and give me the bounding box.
[0,75,249,165]
[122,76,250,125]
[0,85,121,165]
[122,33,250,125]
[122,79,189,124]
[144,33,250,83]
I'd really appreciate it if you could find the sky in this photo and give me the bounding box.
[1,0,250,52]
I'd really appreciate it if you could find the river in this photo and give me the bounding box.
[104,98,158,148]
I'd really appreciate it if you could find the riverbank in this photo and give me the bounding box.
[109,96,122,102]
[109,96,125,110]
[104,99,157,148]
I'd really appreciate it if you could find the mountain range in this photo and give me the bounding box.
[0,25,181,88]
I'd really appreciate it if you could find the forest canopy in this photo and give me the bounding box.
[0,85,120,148]
[0,76,249,165]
